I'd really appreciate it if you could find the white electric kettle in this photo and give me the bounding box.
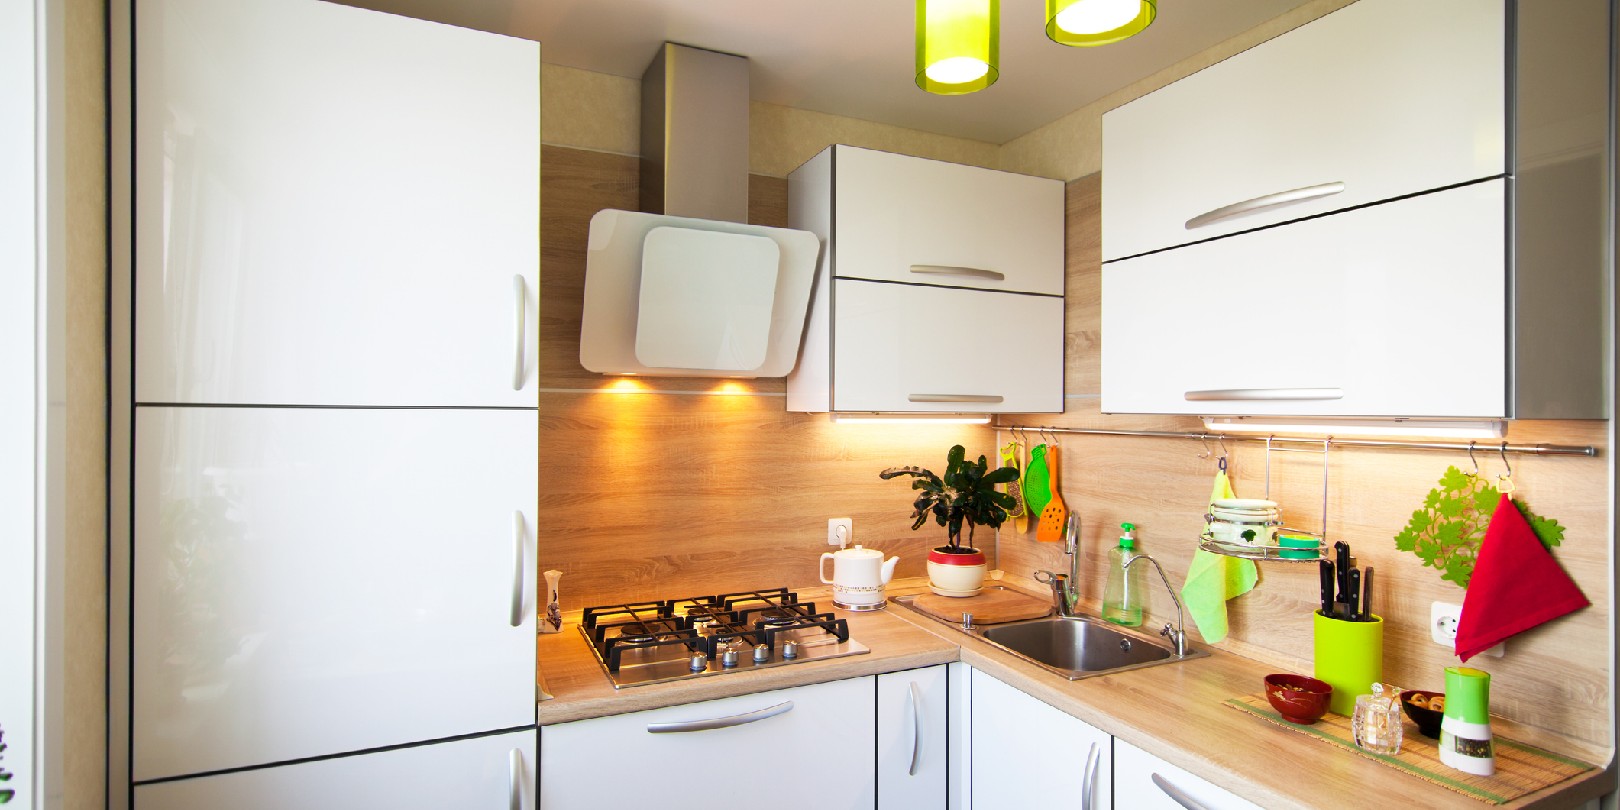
[819,535,899,611]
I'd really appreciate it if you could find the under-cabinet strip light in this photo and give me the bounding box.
[831,413,993,425]
[1202,416,1507,440]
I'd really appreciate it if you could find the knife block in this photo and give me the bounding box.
[1313,611,1383,716]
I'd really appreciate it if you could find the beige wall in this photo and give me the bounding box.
[66,0,106,807]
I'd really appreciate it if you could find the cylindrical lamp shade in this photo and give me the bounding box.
[916,0,999,95]
[1046,0,1155,47]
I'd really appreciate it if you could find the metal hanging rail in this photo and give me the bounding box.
[994,425,1598,458]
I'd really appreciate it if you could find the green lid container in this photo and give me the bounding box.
[1443,666,1492,725]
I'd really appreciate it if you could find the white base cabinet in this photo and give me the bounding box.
[968,668,1110,809]
[878,665,949,808]
[1114,738,1260,810]
[539,677,876,810]
[134,729,535,810]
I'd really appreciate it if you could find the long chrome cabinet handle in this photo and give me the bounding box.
[1151,773,1210,810]
[908,394,1005,404]
[646,700,794,733]
[1184,181,1346,230]
[507,748,522,810]
[509,511,525,628]
[907,681,924,777]
[1081,741,1100,810]
[1184,388,1343,402]
[511,275,526,391]
[909,264,1005,281]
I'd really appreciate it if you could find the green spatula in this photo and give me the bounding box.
[1023,444,1051,522]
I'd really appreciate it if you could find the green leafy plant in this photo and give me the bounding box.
[880,444,1019,553]
[0,724,13,803]
[1394,466,1564,588]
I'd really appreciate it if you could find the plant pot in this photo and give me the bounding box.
[927,547,987,597]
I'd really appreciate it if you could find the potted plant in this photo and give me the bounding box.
[881,444,1019,597]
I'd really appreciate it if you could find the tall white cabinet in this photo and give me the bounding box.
[120,0,540,805]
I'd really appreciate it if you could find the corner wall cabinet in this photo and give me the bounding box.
[1100,0,1610,419]
[787,145,1065,414]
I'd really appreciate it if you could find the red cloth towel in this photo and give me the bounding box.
[1455,494,1589,662]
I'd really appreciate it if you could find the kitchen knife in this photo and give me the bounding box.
[1318,559,1336,617]
[1347,568,1362,621]
[1334,541,1351,607]
[1361,566,1374,622]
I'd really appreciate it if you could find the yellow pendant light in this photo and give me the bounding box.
[1046,0,1155,47]
[916,0,999,95]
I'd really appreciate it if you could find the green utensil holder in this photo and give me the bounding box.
[1314,611,1383,716]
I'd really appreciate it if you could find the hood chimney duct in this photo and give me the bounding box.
[640,43,750,223]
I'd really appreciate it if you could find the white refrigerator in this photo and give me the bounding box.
[122,0,540,806]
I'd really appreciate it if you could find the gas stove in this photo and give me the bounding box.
[578,587,870,689]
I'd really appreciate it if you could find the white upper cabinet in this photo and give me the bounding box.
[1104,181,1504,417]
[787,146,1066,413]
[1102,0,1504,261]
[833,146,1064,295]
[134,0,539,407]
[133,407,538,781]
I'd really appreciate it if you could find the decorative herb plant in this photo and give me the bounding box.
[1394,466,1564,588]
[881,445,1019,553]
[0,724,13,803]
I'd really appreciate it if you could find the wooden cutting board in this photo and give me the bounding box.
[911,588,1052,624]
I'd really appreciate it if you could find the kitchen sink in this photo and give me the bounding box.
[978,615,1206,679]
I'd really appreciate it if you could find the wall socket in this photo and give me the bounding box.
[1430,601,1504,657]
[828,518,853,547]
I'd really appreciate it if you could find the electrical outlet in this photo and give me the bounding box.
[828,518,853,547]
[1430,601,1504,657]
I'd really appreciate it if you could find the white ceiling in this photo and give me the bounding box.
[339,0,1318,144]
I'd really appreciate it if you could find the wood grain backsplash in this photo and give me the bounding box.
[540,147,1610,751]
[999,174,1613,751]
[538,145,992,608]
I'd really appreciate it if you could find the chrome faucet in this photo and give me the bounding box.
[1035,512,1083,617]
[1123,553,1189,657]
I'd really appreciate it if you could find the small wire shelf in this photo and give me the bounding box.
[1198,532,1322,563]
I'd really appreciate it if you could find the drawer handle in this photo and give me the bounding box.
[1184,388,1343,402]
[1151,773,1210,810]
[646,700,794,733]
[908,394,1005,404]
[909,264,1005,281]
[1184,181,1346,230]
[510,511,526,628]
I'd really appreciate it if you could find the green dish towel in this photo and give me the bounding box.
[1180,470,1258,643]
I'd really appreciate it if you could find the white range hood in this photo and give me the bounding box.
[578,43,821,378]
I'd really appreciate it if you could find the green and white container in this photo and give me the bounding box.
[1440,666,1494,776]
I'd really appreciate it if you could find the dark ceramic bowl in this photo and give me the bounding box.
[1264,673,1332,724]
[1400,690,1446,738]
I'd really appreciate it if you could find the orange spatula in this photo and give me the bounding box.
[1036,446,1068,542]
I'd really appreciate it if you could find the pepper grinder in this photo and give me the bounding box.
[540,569,564,633]
[1440,666,1494,776]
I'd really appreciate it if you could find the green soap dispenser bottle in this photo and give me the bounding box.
[1102,522,1144,626]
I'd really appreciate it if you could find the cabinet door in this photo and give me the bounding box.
[133,407,538,781]
[834,147,1064,296]
[1101,180,1505,417]
[970,669,1110,810]
[1114,737,1260,810]
[134,0,539,407]
[135,729,535,810]
[1102,0,1503,261]
[879,665,948,808]
[833,280,1063,413]
[539,677,875,810]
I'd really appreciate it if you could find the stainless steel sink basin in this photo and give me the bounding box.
[977,615,1206,679]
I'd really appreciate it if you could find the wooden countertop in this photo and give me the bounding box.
[535,580,1614,808]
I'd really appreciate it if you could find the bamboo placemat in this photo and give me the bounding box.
[1225,695,1596,805]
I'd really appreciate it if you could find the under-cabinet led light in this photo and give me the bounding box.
[831,413,993,425]
[1201,416,1507,440]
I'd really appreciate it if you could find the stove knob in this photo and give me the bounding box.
[781,640,800,660]
[753,644,770,663]
[720,648,740,668]
[688,652,708,672]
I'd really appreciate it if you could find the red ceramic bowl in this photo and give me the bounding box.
[1400,690,1445,738]
[1264,674,1332,724]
